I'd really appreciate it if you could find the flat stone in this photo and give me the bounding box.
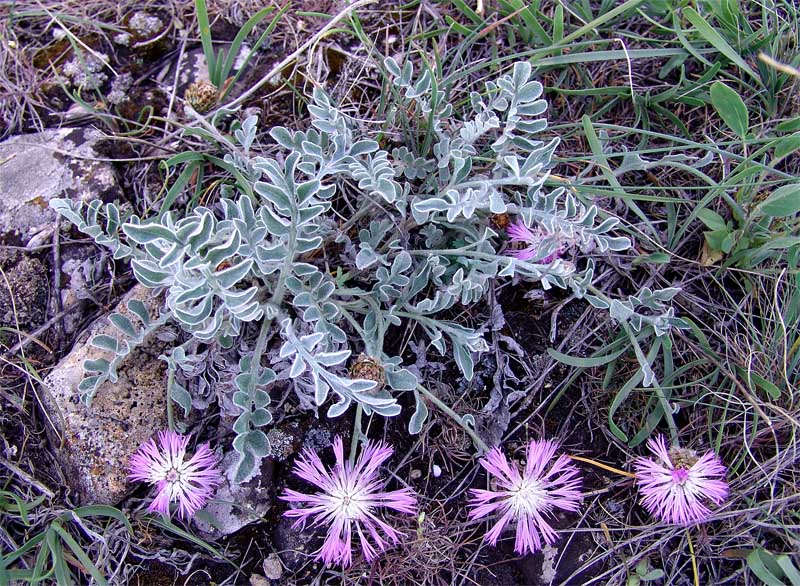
[40,285,170,505]
[194,451,273,537]
[261,553,284,580]
[56,244,105,337]
[0,128,121,246]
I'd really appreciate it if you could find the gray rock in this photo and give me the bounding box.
[261,553,284,580]
[40,285,170,505]
[158,48,210,97]
[56,244,110,337]
[128,11,164,39]
[0,128,121,246]
[194,450,273,537]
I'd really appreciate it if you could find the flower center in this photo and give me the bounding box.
[166,468,180,483]
[671,468,689,485]
[511,478,545,514]
[337,489,366,520]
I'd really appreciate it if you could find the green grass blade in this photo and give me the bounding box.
[747,549,790,586]
[217,6,275,85]
[450,0,483,25]
[148,516,238,568]
[1,532,46,565]
[72,505,133,535]
[194,0,216,83]
[553,5,564,44]
[560,0,644,45]
[777,554,800,586]
[500,0,550,45]
[581,115,657,236]
[607,338,662,443]
[220,3,290,101]
[547,346,627,367]
[52,525,108,586]
[683,7,760,83]
[46,526,73,586]
[158,160,202,219]
[32,532,51,583]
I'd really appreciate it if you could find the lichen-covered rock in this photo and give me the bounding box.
[261,553,284,581]
[194,451,273,537]
[0,128,121,246]
[56,245,104,337]
[0,250,48,330]
[128,11,164,40]
[176,48,211,95]
[40,286,169,505]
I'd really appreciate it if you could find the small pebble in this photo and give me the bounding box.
[262,553,283,580]
[432,464,442,477]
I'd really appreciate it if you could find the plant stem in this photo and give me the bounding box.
[249,314,274,399]
[586,284,680,446]
[568,455,636,479]
[408,248,555,271]
[416,384,489,453]
[686,528,699,586]
[621,323,679,446]
[448,176,540,192]
[269,220,297,307]
[349,403,363,465]
[338,306,367,338]
[166,368,175,432]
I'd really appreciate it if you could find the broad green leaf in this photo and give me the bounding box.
[710,81,749,138]
[773,133,800,160]
[705,227,732,251]
[641,569,665,580]
[747,549,792,586]
[757,184,800,217]
[171,381,193,416]
[408,389,428,435]
[777,117,800,133]
[697,208,727,230]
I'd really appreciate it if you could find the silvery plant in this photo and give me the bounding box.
[51,60,681,482]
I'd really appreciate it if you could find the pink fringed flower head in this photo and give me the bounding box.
[505,219,561,263]
[280,436,417,567]
[468,439,583,555]
[634,435,728,525]
[128,431,221,519]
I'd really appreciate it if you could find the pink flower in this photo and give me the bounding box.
[468,440,583,555]
[280,436,417,567]
[505,219,560,263]
[634,435,728,525]
[128,431,221,519]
